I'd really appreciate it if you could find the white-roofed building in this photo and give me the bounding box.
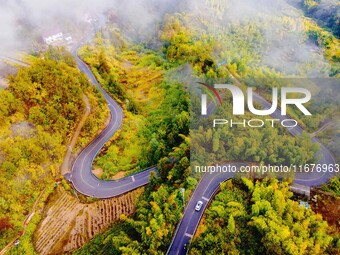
[42,30,64,45]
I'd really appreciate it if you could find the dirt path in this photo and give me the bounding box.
[0,94,90,254]
[311,121,334,137]
[0,188,46,255]
[61,94,91,175]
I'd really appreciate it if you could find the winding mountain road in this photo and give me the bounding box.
[68,30,157,198]
[167,92,337,255]
[68,28,337,254]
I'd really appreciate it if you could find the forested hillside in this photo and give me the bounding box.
[296,0,340,38]
[190,178,339,255]
[74,1,339,253]
[77,28,190,179]
[1,0,339,254]
[0,49,107,250]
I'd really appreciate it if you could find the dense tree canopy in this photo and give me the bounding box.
[1,1,337,253]
[0,51,107,250]
[190,178,339,255]
[74,5,339,254]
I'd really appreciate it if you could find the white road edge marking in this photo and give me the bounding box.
[202,196,209,202]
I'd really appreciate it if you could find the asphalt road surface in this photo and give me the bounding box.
[68,30,157,198]
[67,28,337,254]
[167,92,337,255]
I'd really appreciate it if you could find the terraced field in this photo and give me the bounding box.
[34,187,142,254]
